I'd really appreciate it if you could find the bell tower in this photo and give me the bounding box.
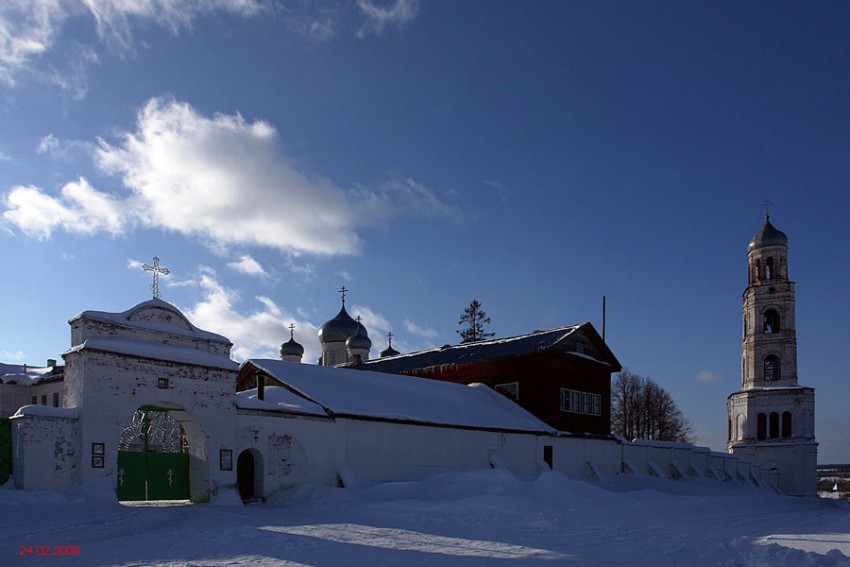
[727,215,817,496]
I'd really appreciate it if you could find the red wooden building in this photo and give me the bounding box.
[353,323,621,435]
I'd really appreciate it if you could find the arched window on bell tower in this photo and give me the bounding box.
[782,411,792,439]
[765,257,775,280]
[757,413,766,440]
[763,309,780,334]
[764,355,781,382]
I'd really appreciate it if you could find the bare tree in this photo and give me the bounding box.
[457,299,494,343]
[611,369,694,443]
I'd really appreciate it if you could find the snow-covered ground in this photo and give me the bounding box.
[3,469,850,566]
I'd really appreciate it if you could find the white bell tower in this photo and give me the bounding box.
[727,214,817,495]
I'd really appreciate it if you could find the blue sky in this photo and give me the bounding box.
[1,1,848,461]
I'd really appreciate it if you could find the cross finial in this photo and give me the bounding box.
[761,199,773,221]
[142,257,170,299]
[288,323,296,340]
[387,331,394,347]
[356,315,362,323]
[339,285,348,305]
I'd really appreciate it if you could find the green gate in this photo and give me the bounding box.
[117,407,189,501]
[0,418,10,486]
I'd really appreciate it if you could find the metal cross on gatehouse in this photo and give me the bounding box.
[339,285,348,305]
[142,257,170,299]
[289,323,296,340]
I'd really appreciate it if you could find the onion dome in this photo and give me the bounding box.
[380,345,400,358]
[280,324,304,360]
[346,325,372,351]
[748,216,788,252]
[318,305,362,344]
[380,332,400,357]
[280,337,304,358]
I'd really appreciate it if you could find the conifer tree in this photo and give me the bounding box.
[457,299,494,343]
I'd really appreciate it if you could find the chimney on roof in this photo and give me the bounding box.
[47,359,57,367]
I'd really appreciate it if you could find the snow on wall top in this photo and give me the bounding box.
[0,363,61,386]
[64,337,238,371]
[245,359,556,433]
[12,405,80,419]
[235,386,328,417]
[69,298,231,347]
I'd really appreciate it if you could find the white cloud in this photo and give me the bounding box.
[4,98,458,258]
[95,97,362,255]
[351,304,390,338]
[697,370,723,383]
[181,272,320,362]
[0,0,263,88]
[356,0,419,37]
[0,150,10,161]
[37,134,59,154]
[353,176,461,224]
[2,177,125,239]
[403,318,437,339]
[0,349,26,362]
[228,255,269,278]
[337,270,353,283]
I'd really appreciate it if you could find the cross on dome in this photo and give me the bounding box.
[339,286,348,305]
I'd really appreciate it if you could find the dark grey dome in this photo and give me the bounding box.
[280,337,304,358]
[380,345,400,358]
[346,326,372,351]
[318,306,367,344]
[748,216,788,253]
[319,306,359,343]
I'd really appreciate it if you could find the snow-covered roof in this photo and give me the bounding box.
[241,359,555,433]
[64,338,238,371]
[235,386,328,417]
[356,323,621,374]
[0,363,62,386]
[69,298,231,345]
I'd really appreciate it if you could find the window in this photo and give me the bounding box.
[31,396,37,405]
[782,411,792,439]
[157,378,169,389]
[763,310,780,334]
[757,413,766,440]
[764,356,781,381]
[765,257,775,280]
[560,389,602,416]
[52,393,59,407]
[41,395,47,405]
[575,341,586,354]
[495,382,519,401]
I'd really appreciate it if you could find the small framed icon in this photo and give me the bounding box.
[92,442,105,455]
[220,449,233,471]
[91,456,104,468]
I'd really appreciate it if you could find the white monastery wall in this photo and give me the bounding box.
[11,412,80,490]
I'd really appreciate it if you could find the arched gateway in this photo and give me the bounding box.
[55,298,239,502]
